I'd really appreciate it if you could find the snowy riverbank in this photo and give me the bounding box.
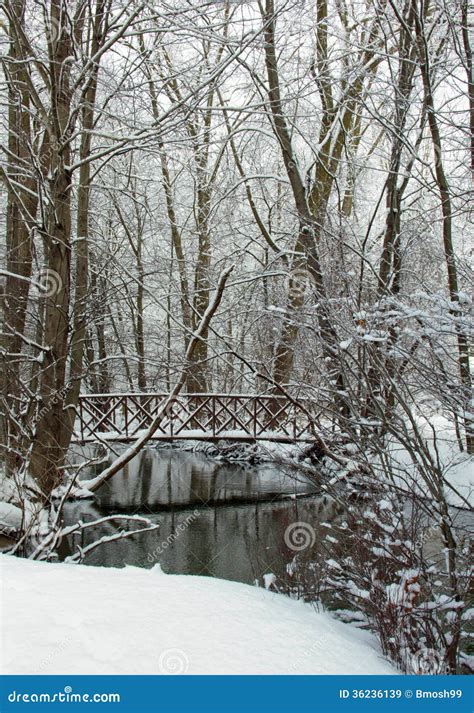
[0,555,395,675]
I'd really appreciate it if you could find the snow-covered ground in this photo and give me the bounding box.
[383,414,473,509]
[0,555,395,675]
[0,501,22,532]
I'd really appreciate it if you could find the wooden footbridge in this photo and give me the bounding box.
[75,393,316,444]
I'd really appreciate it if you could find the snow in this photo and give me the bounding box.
[384,414,473,508]
[154,438,308,464]
[0,555,396,675]
[76,428,313,446]
[0,502,22,531]
[443,453,474,508]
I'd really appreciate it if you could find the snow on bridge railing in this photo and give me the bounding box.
[75,393,317,444]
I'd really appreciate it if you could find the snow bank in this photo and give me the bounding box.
[0,555,395,675]
[155,438,308,465]
[0,502,22,532]
[384,414,473,508]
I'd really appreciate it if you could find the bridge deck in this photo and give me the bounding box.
[75,393,316,444]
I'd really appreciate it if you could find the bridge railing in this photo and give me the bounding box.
[75,393,317,443]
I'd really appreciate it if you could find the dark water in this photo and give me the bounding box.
[63,448,342,586]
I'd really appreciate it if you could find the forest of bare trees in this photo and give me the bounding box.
[0,0,472,675]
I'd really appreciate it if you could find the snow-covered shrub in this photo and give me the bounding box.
[320,482,472,674]
[285,288,474,672]
[277,416,473,675]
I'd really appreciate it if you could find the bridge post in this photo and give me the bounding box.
[79,398,84,441]
[212,396,216,439]
[170,398,174,439]
[124,397,129,440]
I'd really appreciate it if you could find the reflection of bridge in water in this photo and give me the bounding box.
[75,393,317,443]
[64,450,340,582]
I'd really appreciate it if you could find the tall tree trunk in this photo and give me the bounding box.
[28,0,74,493]
[459,0,474,176]
[262,0,348,415]
[135,232,147,392]
[0,0,36,475]
[63,0,106,440]
[413,0,473,453]
[263,0,381,396]
[378,3,417,293]
[188,167,212,393]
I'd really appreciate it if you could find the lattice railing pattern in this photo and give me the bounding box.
[76,393,316,443]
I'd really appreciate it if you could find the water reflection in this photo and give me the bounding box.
[79,449,318,509]
[64,494,342,585]
[62,448,342,585]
